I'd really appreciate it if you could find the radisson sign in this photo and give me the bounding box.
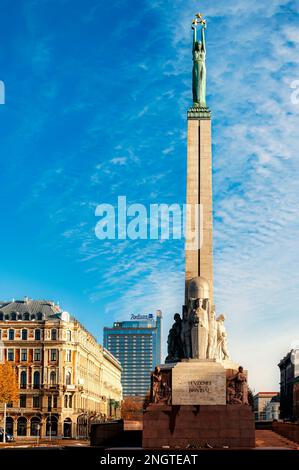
[130,314,154,320]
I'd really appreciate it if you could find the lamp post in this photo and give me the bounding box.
[36,423,40,446]
[3,403,6,444]
[48,394,53,443]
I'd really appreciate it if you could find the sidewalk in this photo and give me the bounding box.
[0,438,89,448]
[255,430,299,449]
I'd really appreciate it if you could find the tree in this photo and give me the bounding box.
[121,396,144,420]
[248,387,254,410]
[143,390,151,410]
[0,362,19,405]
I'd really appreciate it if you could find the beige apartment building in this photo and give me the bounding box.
[253,392,279,421]
[0,298,122,438]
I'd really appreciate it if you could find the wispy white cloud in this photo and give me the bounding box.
[6,0,299,393]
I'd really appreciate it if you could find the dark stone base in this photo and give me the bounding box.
[143,404,255,449]
[90,420,142,447]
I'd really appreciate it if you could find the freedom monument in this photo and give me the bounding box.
[143,14,255,449]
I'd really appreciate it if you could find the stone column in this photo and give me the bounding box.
[185,108,213,305]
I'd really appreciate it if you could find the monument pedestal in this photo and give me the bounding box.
[143,403,255,449]
[171,359,226,405]
[143,360,255,448]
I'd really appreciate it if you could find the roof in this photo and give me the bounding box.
[0,299,62,318]
[270,395,280,403]
[0,299,61,315]
[0,298,99,345]
[278,349,299,367]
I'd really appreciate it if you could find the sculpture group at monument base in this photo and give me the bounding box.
[145,357,255,448]
[143,404,255,449]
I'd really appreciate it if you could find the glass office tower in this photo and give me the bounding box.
[103,311,162,397]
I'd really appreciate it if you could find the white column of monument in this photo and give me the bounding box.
[185,112,213,306]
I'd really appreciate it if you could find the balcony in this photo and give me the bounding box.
[64,384,76,392]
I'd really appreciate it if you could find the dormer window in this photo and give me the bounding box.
[23,313,30,321]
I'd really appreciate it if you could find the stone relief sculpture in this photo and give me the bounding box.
[164,276,233,362]
[207,305,218,359]
[227,366,249,405]
[216,314,230,360]
[151,367,172,404]
[191,298,209,359]
[152,366,162,403]
[165,313,184,363]
[181,305,192,359]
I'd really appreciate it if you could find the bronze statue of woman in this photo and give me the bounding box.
[192,20,207,108]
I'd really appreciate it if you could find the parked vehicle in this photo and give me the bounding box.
[0,428,14,442]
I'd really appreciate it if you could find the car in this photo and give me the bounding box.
[0,429,14,442]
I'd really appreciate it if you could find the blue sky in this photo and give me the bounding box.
[1,0,299,391]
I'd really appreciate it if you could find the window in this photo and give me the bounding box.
[19,395,26,408]
[51,329,57,341]
[7,349,14,361]
[66,330,72,341]
[50,371,56,386]
[10,312,17,321]
[48,395,52,411]
[17,417,27,436]
[21,329,28,340]
[65,371,71,385]
[47,395,57,411]
[30,417,40,436]
[35,329,41,341]
[23,312,30,321]
[20,371,27,389]
[50,349,57,361]
[8,329,14,340]
[21,349,27,361]
[34,349,41,361]
[66,350,72,362]
[32,396,41,408]
[33,371,40,389]
[36,312,43,321]
[64,395,73,410]
[0,312,3,320]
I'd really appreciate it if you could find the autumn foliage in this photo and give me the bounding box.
[121,396,144,420]
[0,362,19,404]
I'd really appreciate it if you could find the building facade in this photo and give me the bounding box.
[0,299,122,438]
[253,392,280,421]
[265,396,280,421]
[278,349,299,420]
[103,311,162,398]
